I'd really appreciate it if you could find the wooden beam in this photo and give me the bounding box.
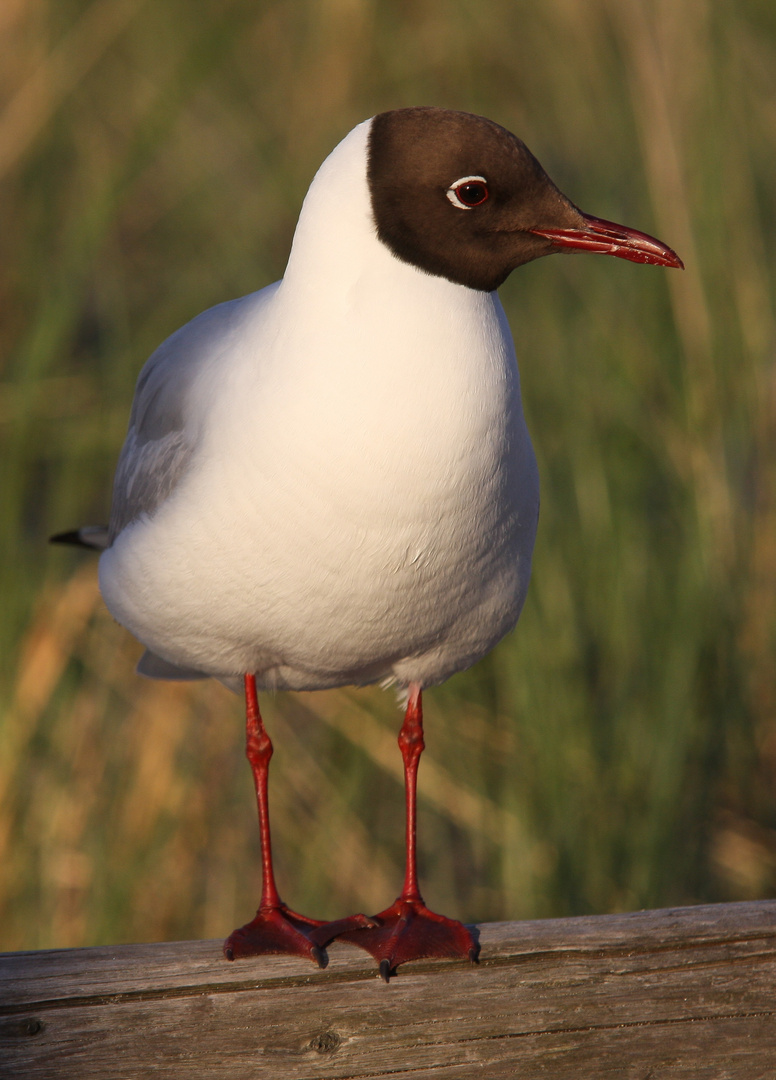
[1,901,775,1078]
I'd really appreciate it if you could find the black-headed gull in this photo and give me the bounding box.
[54,108,682,980]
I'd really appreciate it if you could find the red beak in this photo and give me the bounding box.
[530,213,684,269]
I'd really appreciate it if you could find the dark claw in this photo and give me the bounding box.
[224,946,235,961]
[468,945,480,964]
[379,958,393,983]
[311,943,327,969]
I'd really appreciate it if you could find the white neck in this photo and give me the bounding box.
[279,119,488,325]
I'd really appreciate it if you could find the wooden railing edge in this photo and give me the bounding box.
[2,899,776,1079]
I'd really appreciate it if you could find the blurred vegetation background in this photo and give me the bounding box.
[2,0,776,952]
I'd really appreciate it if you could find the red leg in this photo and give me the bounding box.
[224,675,325,965]
[311,685,479,980]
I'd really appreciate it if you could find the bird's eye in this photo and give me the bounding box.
[446,176,489,209]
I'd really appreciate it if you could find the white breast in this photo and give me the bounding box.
[99,120,539,691]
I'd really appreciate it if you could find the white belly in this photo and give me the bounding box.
[99,276,539,691]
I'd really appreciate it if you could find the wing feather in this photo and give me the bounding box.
[106,290,267,543]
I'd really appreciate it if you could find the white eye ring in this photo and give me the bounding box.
[446,176,489,209]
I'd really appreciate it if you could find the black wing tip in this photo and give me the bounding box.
[50,529,86,546]
[49,526,108,550]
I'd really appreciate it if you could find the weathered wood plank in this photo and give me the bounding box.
[1,901,775,1079]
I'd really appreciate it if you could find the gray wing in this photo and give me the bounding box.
[138,648,242,691]
[107,290,266,544]
[136,649,209,681]
[137,648,243,693]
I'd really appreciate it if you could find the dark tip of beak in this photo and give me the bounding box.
[529,213,684,269]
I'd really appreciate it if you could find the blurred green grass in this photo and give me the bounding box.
[2,0,776,950]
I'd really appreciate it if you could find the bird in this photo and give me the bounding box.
[52,107,682,981]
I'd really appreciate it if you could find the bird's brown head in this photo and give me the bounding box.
[368,107,683,292]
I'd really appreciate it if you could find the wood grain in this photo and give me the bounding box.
[2,901,775,1079]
